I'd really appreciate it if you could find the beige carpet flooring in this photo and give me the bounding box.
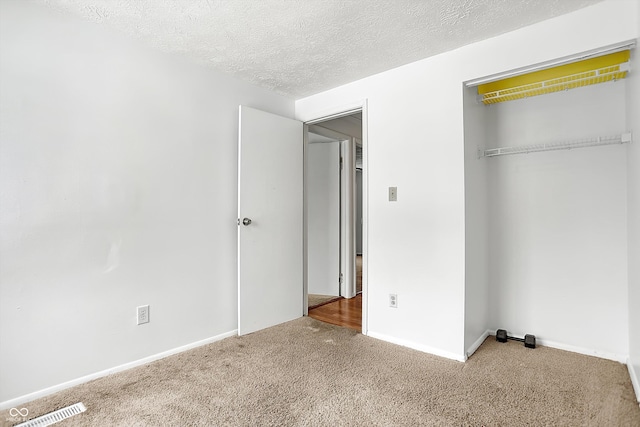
[3,317,639,426]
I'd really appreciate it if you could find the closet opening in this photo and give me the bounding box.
[463,42,635,359]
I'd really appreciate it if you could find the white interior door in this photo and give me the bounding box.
[238,106,303,335]
[307,139,340,296]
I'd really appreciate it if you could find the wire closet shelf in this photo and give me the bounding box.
[479,62,630,104]
[480,132,632,158]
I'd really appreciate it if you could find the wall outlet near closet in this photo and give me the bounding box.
[389,294,398,308]
[137,305,150,325]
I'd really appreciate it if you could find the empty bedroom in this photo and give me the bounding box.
[1,0,639,425]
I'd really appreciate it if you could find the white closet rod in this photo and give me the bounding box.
[481,132,632,158]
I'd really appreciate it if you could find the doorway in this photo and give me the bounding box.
[305,112,364,331]
[237,104,366,336]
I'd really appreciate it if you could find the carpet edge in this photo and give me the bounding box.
[0,329,238,410]
[466,330,492,360]
[537,338,627,363]
[628,358,640,404]
[367,330,466,362]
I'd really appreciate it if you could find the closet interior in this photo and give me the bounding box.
[463,43,635,358]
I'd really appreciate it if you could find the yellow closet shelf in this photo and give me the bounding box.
[478,50,631,104]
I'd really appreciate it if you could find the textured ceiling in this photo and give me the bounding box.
[41,0,604,98]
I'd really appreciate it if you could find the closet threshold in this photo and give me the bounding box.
[480,132,631,158]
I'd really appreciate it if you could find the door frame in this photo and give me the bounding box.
[301,100,369,335]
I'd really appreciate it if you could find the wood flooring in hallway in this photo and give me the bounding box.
[308,294,362,332]
[307,255,363,331]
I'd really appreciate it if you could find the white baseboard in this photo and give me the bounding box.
[367,331,465,362]
[628,358,640,404]
[465,330,491,360]
[0,329,237,410]
[536,338,627,364]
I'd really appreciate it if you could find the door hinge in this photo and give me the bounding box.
[339,273,343,284]
[340,157,343,170]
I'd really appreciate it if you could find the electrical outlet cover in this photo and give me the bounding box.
[137,305,149,325]
[389,294,398,308]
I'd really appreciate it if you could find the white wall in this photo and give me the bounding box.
[463,87,489,356]
[295,0,638,360]
[317,116,362,140]
[626,2,640,401]
[307,139,340,296]
[0,0,293,404]
[486,82,629,359]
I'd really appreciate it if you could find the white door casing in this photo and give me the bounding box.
[341,137,357,298]
[237,106,303,335]
[298,100,368,334]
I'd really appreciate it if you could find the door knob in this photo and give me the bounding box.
[242,218,252,226]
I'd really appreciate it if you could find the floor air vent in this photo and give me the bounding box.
[16,402,86,427]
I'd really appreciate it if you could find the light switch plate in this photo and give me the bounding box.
[389,187,397,202]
